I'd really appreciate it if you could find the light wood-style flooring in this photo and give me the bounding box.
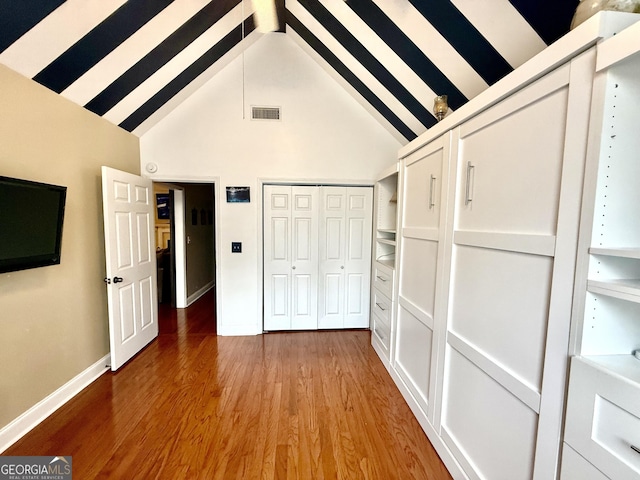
[6,291,452,479]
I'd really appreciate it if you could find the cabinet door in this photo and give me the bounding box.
[318,187,373,329]
[263,186,319,331]
[395,133,451,421]
[403,144,443,233]
[455,68,569,236]
[441,52,595,480]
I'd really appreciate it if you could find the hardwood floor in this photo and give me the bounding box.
[5,293,452,479]
[158,288,217,336]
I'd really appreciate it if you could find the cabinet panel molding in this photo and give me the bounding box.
[442,348,538,480]
[453,230,556,256]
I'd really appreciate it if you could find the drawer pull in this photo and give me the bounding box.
[375,302,386,311]
[632,445,640,455]
[376,275,387,282]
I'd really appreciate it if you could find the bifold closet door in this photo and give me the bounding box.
[318,187,373,329]
[263,185,319,331]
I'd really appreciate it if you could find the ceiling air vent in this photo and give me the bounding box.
[251,106,281,121]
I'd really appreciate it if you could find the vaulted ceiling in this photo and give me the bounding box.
[0,0,578,142]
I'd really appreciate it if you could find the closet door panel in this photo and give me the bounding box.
[264,186,319,331]
[264,186,292,330]
[346,273,365,319]
[322,273,343,317]
[319,187,372,329]
[270,275,289,317]
[319,187,347,329]
[347,217,366,260]
[291,187,319,330]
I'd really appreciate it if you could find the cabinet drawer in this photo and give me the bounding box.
[561,444,610,480]
[373,262,394,298]
[372,308,391,350]
[372,289,392,325]
[564,357,640,480]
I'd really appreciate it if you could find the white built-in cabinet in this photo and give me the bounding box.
[441,55,593,479]
[264,185,372,331]
[394,132,451,422]
[368,12,640,480]
[370,166,398,367]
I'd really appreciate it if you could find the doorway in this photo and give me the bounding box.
[153,182,217,334]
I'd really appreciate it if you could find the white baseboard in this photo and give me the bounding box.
[186,281,214,307]
[217,324,261,336]
[0,354,110,453]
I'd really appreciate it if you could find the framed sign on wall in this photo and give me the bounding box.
[226,186,250,203]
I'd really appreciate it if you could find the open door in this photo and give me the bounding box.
[102,166,158,371]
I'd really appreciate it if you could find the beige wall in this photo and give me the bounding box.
[0,65,140,430]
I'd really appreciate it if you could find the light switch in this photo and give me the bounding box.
[231,242,242,253]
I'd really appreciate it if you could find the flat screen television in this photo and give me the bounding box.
[0,176,67,274]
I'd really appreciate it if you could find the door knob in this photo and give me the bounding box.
[292,266,296,270]
[113,276,124,283]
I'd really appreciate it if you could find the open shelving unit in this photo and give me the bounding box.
[374,165,399,269]
[573,26,640,363]
[563,19,640,480]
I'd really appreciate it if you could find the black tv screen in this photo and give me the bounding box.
[0,176,67,273]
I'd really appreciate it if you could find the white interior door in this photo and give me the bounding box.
[263,185,319,331]
[318,187,346,329]
[102,166,158,371]
[318,187,372,329]
[291,187,319,329]
[343,187,373,328]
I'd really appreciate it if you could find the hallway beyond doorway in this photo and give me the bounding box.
[158,287,216,336]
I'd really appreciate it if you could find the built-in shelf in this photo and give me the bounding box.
[589,247,640,259]
[373,167,399,271]
[589,247,640,260]
[376,258,395,269]
[377,238,396,247]
[587,279,640,303]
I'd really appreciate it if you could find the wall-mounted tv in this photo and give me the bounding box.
[0,176,67,274]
